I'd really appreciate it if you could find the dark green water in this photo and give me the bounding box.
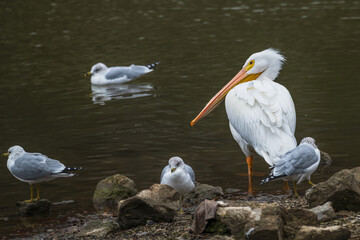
[0,0,359,235]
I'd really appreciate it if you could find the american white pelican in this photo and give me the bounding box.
[86,62,159,85]
[2,145,82,202]
[161,156,195,213]
[261,137,320,196]
[191,48,296,194]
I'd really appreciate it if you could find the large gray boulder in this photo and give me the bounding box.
[92,174,137,214]
[117,184,181,230]
[305,168,360,211]
[294,226,351,240]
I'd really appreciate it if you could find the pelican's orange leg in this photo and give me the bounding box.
[283,181,290,192]
[246,156,254,195]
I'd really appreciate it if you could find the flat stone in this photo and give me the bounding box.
[294,226,351,240]
[309,201,337,222]
[209,235,235,240]
[79,219,119,238]
[16,199,51,216]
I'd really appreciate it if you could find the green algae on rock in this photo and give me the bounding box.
[92,174,138,214]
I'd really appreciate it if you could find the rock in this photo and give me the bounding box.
[244,204,284,240]
[294,226,351,240]
[16,199,51,216]
[309,201,337,222]
[184,182,224,206]
[79,219,119,238]
[351,166,360,182]
[209,235,235,240]
[305,168,360,211]
[320,150,332,167]
[211,207,252,237]
[117,184,181,230]
[282,208,319,238]
[92,174,137,214]
[225,188,241,194]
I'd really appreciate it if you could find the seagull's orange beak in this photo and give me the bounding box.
[191,68,261,126]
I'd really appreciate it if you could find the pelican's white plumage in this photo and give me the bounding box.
[191,48,296,194]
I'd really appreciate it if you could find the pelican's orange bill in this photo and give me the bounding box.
[191,68,261,126]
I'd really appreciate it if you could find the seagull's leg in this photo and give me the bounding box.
[293,181,299,197]
[34,184,40,201]
[308,180,315,186]
[178,195,184,215]
[24,185,34,202]
[246,156,254,195]
[283,181,290,192]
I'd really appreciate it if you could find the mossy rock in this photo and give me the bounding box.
[93,174,137,213]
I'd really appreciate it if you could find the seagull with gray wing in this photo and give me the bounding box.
[261,137,320,196]
[86,62,159,85]
[2,145,82,202]
[160,156,195,213]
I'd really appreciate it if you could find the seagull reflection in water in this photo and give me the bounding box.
[90,84,154,105]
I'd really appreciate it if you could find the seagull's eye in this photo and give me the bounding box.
[176,163,180,167]
[249,60,254,65]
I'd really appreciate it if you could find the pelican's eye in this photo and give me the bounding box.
[244,60,255,71]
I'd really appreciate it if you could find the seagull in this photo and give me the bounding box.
[2,145,82,202]
[191,49,297,194]
[160,156,195,213]
[261,137,321,196]
[85,62,159,85]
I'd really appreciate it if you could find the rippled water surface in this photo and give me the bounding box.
[0,0,359,234]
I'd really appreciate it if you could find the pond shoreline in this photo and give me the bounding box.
[4,191,360,240]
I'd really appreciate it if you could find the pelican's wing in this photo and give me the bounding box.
[10,153,52,180]
[273,144,319,177]
[185,164,196,184]
[160,165,170,183]
[226,80,297,165]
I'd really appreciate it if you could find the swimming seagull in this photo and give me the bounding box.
[261,137,320,196]
[2,145,82,202]
[85,62,159,85]
[160,156,195,213]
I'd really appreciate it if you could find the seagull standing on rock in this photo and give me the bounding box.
[2,145,82,202]
[160,156,195,213]
[261,137,321,196]
[86,62,159,85]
